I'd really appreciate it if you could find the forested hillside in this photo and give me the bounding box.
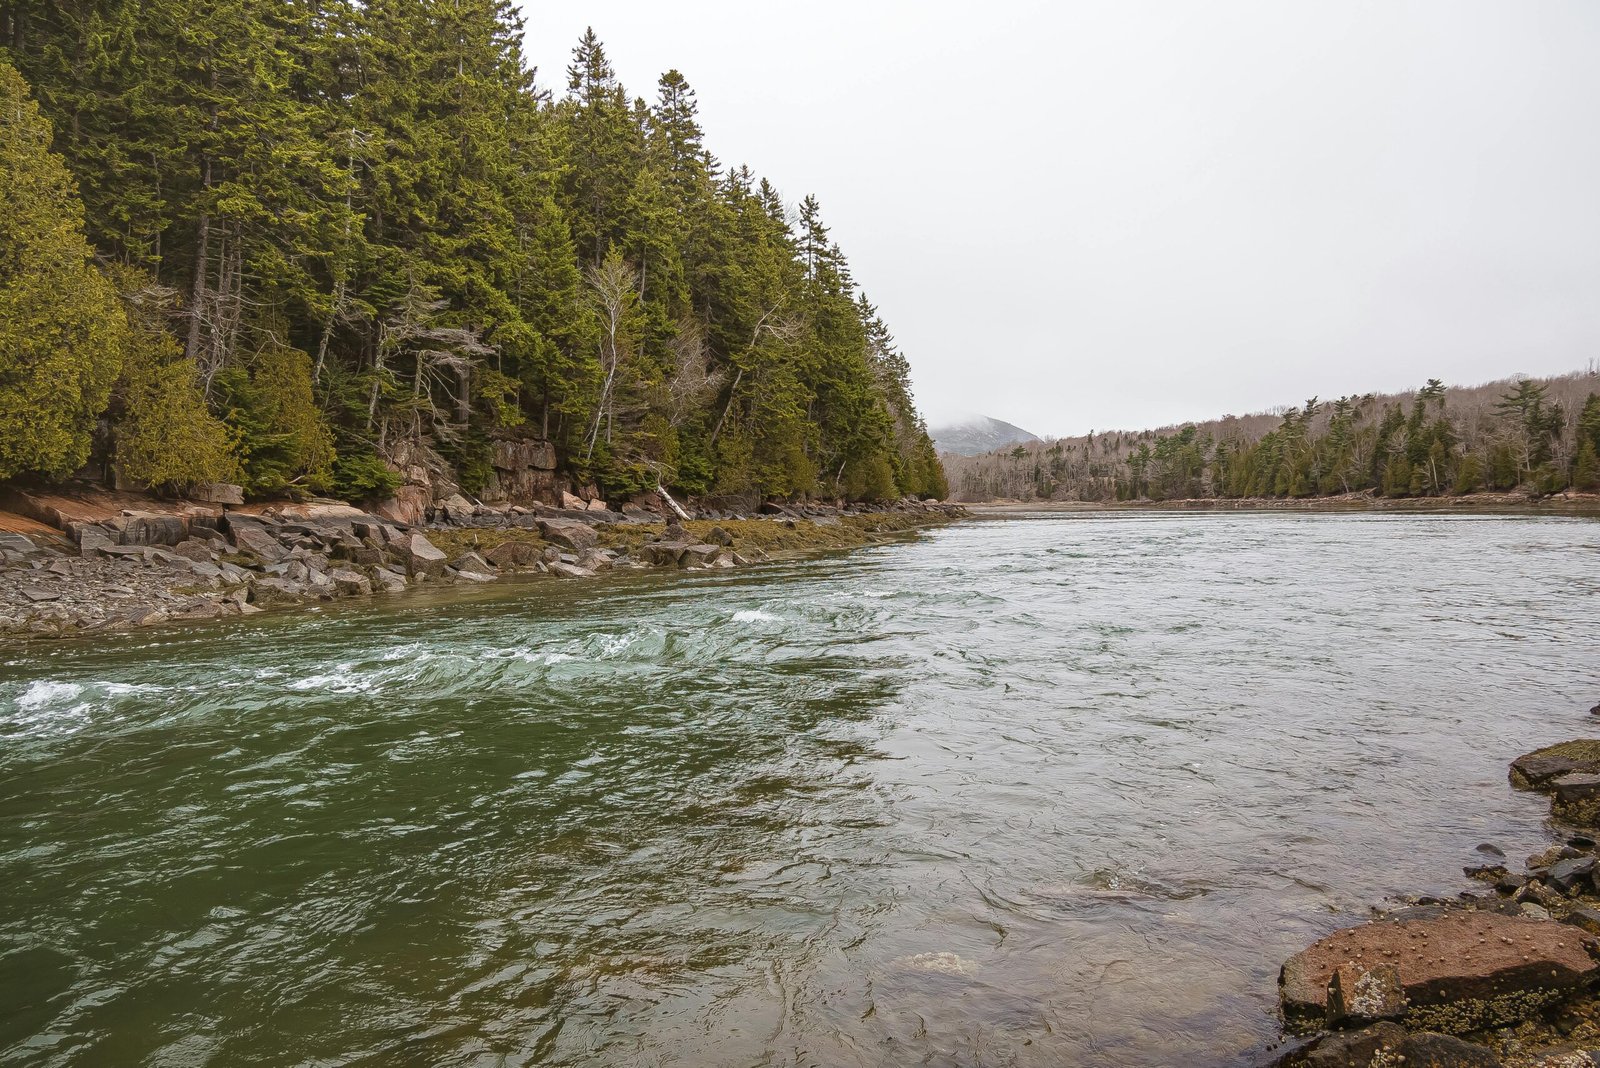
[945,371,1600,503]
[0,4,945,506]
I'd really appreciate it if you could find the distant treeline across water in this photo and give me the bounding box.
[945,370,1600,503]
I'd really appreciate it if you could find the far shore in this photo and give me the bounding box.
[962,491,1600,517]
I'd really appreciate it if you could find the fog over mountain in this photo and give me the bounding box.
[929,415,1040,457]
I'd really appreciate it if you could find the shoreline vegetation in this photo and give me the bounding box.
[0,488,961,640]
[1264,722,1600,1068]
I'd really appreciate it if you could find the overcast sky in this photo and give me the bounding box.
[518,1,1600,438]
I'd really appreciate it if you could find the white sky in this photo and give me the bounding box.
[518,1,1600,437]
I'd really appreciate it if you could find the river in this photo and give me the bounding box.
[2,512,1597,1067]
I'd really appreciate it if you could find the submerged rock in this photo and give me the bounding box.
[1280,912,1600,1033]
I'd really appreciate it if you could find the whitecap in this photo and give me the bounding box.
[16,680,84,711]
[732,609,777,623]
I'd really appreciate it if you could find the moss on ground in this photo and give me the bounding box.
[425,527,550,560]
[423,511,950,567]
[1523,740,1600,765]
[594,512,949,557]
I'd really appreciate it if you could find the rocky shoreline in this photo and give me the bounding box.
[1264,718,1600,1067]
[0,488,962,639]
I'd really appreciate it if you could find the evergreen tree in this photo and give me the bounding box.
[0,60,126,480]
[1,17,947,505]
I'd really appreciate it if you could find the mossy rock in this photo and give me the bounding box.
[1511,741,1600,791]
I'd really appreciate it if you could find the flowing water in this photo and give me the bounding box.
[2,512,1598,1068]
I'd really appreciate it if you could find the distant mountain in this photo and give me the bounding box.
[930,414,1041,457]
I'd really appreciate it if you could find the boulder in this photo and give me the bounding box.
[705,525,734,546]
[372,568,408,594]
[396,532,447,577]
[1272,1023,1501,1067]
[437,493,476,523]
[546,560,595,579]
[485,540,542,568]
[576,549,614,573]
[118,511,189,546]
[250,576,306,606]
[1554,774,1600,804]
[1280,912,1600,1033]
[680,544,733,568]
[537,518,598,553]
[586,498,609,512]
[560,490,587,510]
[326,568,372,596]
[189,482,245,505]
[450,551,495,575]
[1512,741,1600,791]
[76,528,116,559]
[226,521,288,564]
[639,540,689,567]
[1548,856,1597,894]
[373,485,429,526]
[171,539,219,563]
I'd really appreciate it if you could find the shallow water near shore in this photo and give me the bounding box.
[2,512,1597,1067]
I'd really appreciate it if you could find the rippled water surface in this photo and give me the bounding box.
[3,513,1598,1067]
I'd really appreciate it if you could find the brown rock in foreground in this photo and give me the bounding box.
[1280,911,1599,1032]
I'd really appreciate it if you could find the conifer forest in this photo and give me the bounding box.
[0,4,947,505]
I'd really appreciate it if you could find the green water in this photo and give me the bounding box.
[2,513,1597,1066]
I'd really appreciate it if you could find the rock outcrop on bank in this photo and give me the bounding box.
[0,487,962,638]
[1267,726,1600,1067]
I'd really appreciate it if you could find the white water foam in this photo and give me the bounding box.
[15,680,84,711]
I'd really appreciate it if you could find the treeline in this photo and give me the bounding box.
[945,371,1600,503]
[0,4,945,505]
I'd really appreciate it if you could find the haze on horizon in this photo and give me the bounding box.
[519,1,1600,439]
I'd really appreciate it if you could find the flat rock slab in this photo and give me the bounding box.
[536,519,598,552]
[1274,1022,1504,1067]
[1281,912,1599,1032]
[1512,741,1600,791]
